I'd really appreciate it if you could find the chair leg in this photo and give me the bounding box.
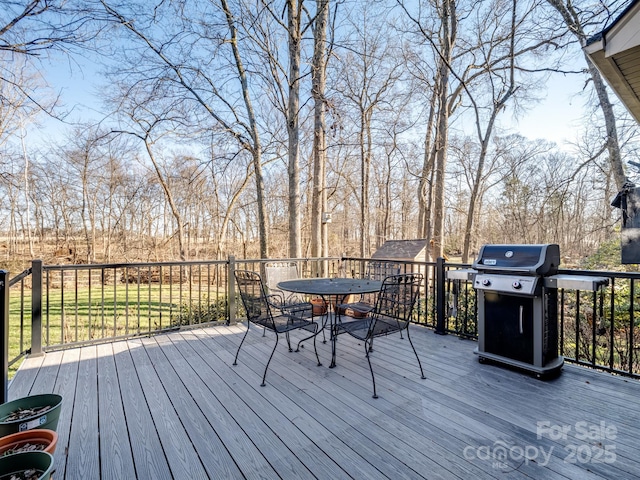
[365,338,378,398]
[295,327,316,352]
[261,334,279,387]
[406,329,426,380]
[296,316,326,352]
[321,312,327,343]
[312,324,322,366]
[286,331,293,352]
[233,322,250,366]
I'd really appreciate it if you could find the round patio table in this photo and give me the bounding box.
[277,278,383,368]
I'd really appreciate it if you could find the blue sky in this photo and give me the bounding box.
[29,40,596,154]
[507,72,586,146]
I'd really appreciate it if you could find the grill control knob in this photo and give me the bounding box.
[482,279,491,287]
[512,281,522,290]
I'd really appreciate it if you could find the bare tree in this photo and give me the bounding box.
[460,0,518,262]
[545,0,627,190]
[0,0,97,117]
[311,0,330,265]
[332,6,404,257]
[99,0,270,258]
[398,0,458,259]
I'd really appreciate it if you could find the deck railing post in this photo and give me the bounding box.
[228,255,236,325]
[31,259,44,356]
[0,270,9,403]
[435,257,447,335]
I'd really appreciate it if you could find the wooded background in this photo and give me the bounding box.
[0,0,638,270]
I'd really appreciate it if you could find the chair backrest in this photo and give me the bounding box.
[354,261,402,305]
[366,261,402,280]
[234,270,274,329]
[265,262,303,302]
[372,273,423,330]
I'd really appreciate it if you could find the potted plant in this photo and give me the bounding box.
[310,298,327,315]
[0,429,58,456]
[0,451,54,479]
[0,394,62,437]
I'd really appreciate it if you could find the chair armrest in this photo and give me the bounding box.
[266,292,286,308]
[280,301,314,319]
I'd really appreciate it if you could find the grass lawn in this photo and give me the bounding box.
[7,282,228,377]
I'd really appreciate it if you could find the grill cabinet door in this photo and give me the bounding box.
[483,293,534,364]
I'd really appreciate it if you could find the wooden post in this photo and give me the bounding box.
[31,260,44,356]
[0,270,9,403]
[228,256,236,325]
[435,257,447,335]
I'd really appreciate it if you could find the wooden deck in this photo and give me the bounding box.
[8,322,640,479]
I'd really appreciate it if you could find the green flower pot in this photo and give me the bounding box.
[0,451,54,479]
[0,395,62,437]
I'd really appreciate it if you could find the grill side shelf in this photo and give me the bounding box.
[544,274,609,291]
[445,269,476,281]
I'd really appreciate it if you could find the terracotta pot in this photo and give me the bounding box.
[0,429,58,457]
[311,298,327,315]
[347,309,368,319]
[335,306,348,315]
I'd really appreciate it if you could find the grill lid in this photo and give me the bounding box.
[472,244,560,275]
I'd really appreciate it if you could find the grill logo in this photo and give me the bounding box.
[505,250,514,258]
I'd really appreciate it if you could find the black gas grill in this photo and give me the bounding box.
[472,244,564,376]
[446,243,609,377]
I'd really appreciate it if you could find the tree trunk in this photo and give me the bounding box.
[359,109,373,257]
[221,0,269,258]
[431,0,456,260]
[418,89,437,241]
[287,0,302,258]
[583,52,626,190]
[311,0,329,271]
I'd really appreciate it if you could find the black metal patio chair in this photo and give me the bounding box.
[336,273,426,398]
[265,261,328,346]
[233,270,321,386]
[265,262,305,306]
[336,261,401,318]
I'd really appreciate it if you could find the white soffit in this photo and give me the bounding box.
[585,0,640,123]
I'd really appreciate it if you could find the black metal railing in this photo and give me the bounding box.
[1,256,639,397]
[554,268,640,376]
[3,256,342,360]
[439,264,640,377]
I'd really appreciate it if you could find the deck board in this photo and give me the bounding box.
[8,323,640,479]
[156,335,280,479]
[126,338,209,480]
[142,335,246,479]
[96,343,137,480]
[226,329,485,480]
[197,328,420,480]
[51,348,80,480]
[111,340,172,479]
[66,345,100,479]
[167,332,337,479]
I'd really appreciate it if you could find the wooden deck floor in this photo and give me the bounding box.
[8,322,640,479]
